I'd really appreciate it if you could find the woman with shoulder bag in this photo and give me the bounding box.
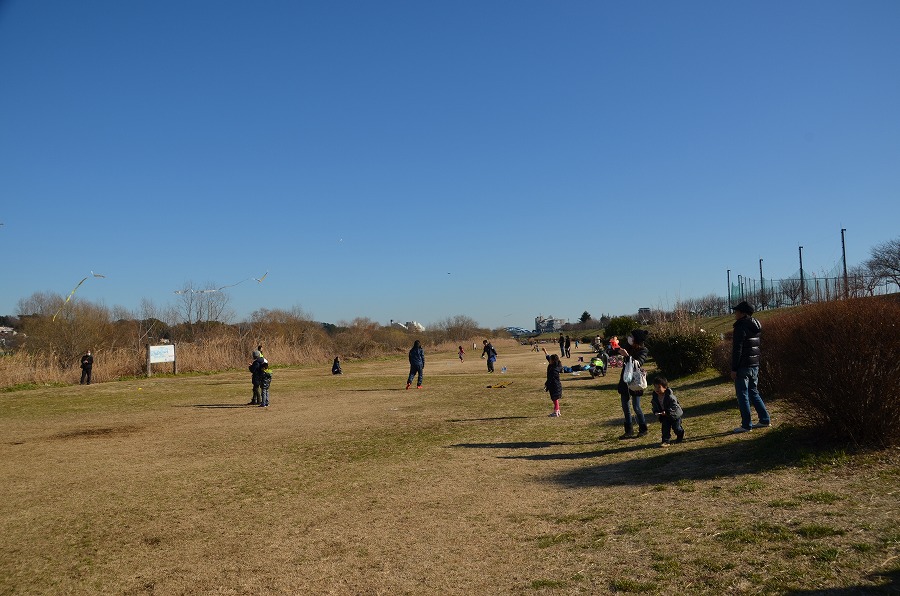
[617,329,649,439]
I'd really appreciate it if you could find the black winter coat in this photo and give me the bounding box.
[732,316,762,370]
[545,360,563,400]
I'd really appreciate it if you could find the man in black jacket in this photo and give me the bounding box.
[80,350,93,385]
[731,301,771,433]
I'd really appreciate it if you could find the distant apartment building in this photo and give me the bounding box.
[534,314,565,333]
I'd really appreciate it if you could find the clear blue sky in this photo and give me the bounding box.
[1,1,898,329]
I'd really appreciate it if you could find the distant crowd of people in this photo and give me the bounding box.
[78,300,770,446]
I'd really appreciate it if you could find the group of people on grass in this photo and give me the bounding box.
[541,301,770,445]
[242,300,770,445]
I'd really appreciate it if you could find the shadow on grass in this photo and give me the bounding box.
[450,439,599,450]
[454,426,828,486]
[535,426,821,487]
[184,404,258,408]
[784,567,899,595]
[448,416,530,423]
[682,396,735,418]
[670,375,727,392]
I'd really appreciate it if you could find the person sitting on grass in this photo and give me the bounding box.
[650,375,684,447]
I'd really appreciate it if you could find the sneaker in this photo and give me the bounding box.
[733,426,752,434]
[406,382,411,390]
[660,441,671,448]
[637,430,648,438]
[675,434,684,444]
[417,385,423,389]
[549,411,560,417]
[752,421,771,428]
[619,433,635,440]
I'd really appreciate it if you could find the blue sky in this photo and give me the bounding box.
[1,1,898,329]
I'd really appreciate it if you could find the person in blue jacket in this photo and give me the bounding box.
[406,340,425,389]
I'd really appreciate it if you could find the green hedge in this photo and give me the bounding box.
[648,330,719,378]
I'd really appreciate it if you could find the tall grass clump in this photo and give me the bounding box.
[763,297,900,448]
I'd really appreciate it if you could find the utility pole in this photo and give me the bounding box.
[841,228,849,298]
[799,246,805,304]
[759,258,765,310]
[727,269,731,308]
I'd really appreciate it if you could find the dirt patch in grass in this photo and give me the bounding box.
[0,344,898,594]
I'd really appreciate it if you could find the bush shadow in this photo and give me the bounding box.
[506,426,823,487]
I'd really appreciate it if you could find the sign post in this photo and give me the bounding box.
[147,344,177,376]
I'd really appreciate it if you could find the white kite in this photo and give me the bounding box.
[173,271,268,295]
[53,271,106,321]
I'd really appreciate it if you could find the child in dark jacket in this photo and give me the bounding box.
[260,361,272,407]
[650,376,684,446]
[542,348,563,417]
[332,356,342,375]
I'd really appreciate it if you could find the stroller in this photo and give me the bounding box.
[588,352,608,378]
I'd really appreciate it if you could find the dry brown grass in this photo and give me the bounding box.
[1,341,897,595]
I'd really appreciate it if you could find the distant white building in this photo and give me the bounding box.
[534,315,565,333]
[389,320,425,332]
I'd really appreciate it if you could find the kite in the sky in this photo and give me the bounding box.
[53,271,106,321]
[173,271,268,294]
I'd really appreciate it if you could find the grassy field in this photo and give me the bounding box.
[1,341,897,595]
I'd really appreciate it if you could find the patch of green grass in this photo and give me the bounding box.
[767,499,801,509]
[535,532,576,548]
[652,484,667,492]
[616,521,650,535]
[795,524,845,539]
[798,449,851,469]
[1,381,68,393]
[851,542,875,552]
[674,479,695,492]
[798,491,842,504]
[718,522,793,544]
[811,547,840,562]
[694,557,735,572]
[610,578,655,593]
[730,478,766,494]
[650,553,681,576]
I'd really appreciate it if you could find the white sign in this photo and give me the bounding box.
[149,344,175,364]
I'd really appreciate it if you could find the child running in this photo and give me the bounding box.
[458,345,465,362]
[542,348,563,417]
[650,375,684,446]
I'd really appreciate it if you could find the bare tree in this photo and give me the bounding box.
[434,315,481,339]
[174,282,231,324]
[780,278,802,306]
[865,237,900,289]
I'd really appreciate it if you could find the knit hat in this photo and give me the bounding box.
[631,329,649,344]
[731,301,754,315]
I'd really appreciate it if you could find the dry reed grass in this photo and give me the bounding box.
[1,342,897,594]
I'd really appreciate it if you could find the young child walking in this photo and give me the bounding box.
[650,376,684,446]
[542,348,563,417]
[260,361,273,408]
[458,345,465,362]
